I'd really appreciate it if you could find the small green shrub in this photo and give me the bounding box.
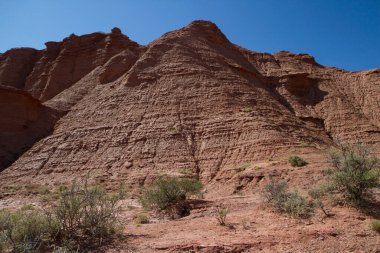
[54,180,125,242]
[241,107,253,113]
[215,206,229,226]
[0,208,59,252]
[237,163,250,172]
[371,220,380,233]
[308,185,331,217]
[288,156,307,167]
[282,192,313,218]
[140,177,202,214]
[25,184,51,195]
[264,180,313,218]
[241,218,250,229]
[0,179,125,252]
[264,180,289,211]
[327,144,379,204]
[0,226,7,252]
[134,213,149,224]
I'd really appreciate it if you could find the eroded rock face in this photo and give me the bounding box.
[0,28,143,102]
[0,28,144,171]
[240,49,380,145]
[0,48,39,89]
[0,20,379,188]
[0,86,60,170]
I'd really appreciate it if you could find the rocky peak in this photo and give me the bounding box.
[179,20,230,44]
[111,27,122,35]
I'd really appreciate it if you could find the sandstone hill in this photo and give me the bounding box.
[1,20,380,253]
[0,20,379,189]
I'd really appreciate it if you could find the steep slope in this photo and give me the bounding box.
[0,28,144,171]
[0,86,59,171]
[0,21,379,189]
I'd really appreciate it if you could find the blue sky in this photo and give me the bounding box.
[0,0,379,71]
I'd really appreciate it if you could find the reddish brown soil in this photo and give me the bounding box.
[1,153,379,252]
[119,198,379,253]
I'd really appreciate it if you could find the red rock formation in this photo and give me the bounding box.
[0,28,144,171]
[0,21,379,187]
[0,86,59,170]
[0,28,143,102]
[0,48,39,89]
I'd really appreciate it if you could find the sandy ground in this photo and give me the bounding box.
[1,153,379,253]
[106,193,379,253]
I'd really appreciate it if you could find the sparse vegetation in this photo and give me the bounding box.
[264,180,314,218]
[327,144,379,204]
[134,213,150,224]
[241,218,250,229]
[140,177,203,216]
[282,192,313,218]
[52,246,79,253]
[179,167,194,176]
[308,185,331,217]
[55,180,125,243]
[215,206,229,226]
[237,163,251,172]
[0,179,125,252]
[371,220,380,233]
[288,156,307,167]
[264,180,288,211]
[25,184,51,195]
[241,107,253,113]
[0,208,59,252]
[0,233,6,253]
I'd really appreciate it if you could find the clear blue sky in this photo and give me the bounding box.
[1,0,379,71]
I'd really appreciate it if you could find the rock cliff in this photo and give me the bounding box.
[0,21,379,188]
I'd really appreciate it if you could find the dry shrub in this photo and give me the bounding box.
[140,177,202,217]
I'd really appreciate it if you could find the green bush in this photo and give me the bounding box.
[288,156,307,167]
[0,179,125,252]
[241,107,253,113]
[282,192,313,218]
[0,208,59,252]
[140,177,202,214]
[264,180,289,211]
[134,213,149,224]
[25,184,51,195]
[327,145,379,204]
[371,220,380,233]
[308,185,331,217]
[0,235,5,253]
[264,180,313,218]
[54,180,125,242]
[215,206,229,226]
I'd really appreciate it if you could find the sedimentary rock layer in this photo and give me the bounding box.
[0,21,379,187]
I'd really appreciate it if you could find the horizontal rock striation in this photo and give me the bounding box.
[0,21,379,188]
